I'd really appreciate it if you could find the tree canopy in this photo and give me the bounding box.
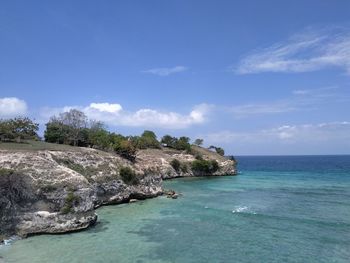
[194,138,204,146]
[161,135,191,151]
[0,117,39,142]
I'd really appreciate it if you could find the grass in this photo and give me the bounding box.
[0,140,83,152]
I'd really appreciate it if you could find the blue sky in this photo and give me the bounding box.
[1,0,350,155]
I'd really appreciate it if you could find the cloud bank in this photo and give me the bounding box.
[40,102,212,129]
[0,97,28,118]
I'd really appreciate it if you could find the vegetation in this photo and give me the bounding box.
[170,159,181,172]
[87,121,110,149]
[161,135,191,151]
[0,117,39,143]
[44,109,88,146]
[136,130,161,149]
[180,162,189,173]
[191,159,220,175]
[61,191,80,214]
[209,145,225,156]
[194,138,204,146]
[44,109,165,161]
[0,110,228,165]
[0,140,79,151]
[119,166,138,185]
[0,168,15,176]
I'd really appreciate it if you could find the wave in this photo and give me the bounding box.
[231,206,256,214]
[0,236,19,248]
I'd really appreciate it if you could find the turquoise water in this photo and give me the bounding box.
[1,155,350,263]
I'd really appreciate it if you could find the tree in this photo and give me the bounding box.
[136,130,160,149]
[45,109,88,146]
[215,147,225,156]
[161,135,176,146]
[208,145,225,156]
[141,130,157,140]
[194,138,203,146]
[44,119,70,144]
[108,133,136,161]
[59,109,88,146]
[87,121,110,149]
[174,136,191,151]
[0,117,39,142]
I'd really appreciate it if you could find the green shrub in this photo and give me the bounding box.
[61,191,79,214]
[195,153,203,160]
[180,163,189,173]
[119,166,138,185]
[191,159,220,175]
[0,168,14,176]
[210,160,219,172]
[170,159,181,172]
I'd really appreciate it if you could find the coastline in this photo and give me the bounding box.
[0,145,237,242]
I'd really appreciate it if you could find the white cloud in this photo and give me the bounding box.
[235,26,350,74]
[0,97,27,118]
[40,102,212,129]
[89,103,122,113]
[142,66,188,76]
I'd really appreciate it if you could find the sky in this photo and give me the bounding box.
[1,0,350,155]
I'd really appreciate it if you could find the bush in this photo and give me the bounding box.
[215,147,225,156]
[119,167,138,185]
[180,163,189,173]
[195,153,203,160]
[170,159,181,172]
[210,160,219,172]
[191,159,220,175]
[111,134,137,161]
[0,168,15,176]
[61,191,79,214]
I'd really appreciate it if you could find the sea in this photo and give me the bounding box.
[1,155,350,263]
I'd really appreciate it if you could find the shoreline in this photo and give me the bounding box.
[0,173,238,246]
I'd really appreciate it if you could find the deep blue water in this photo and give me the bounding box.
[1,155,350,263]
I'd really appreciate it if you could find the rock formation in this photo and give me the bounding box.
[0,145,236,241]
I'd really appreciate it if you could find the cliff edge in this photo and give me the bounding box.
[0,142,236,241]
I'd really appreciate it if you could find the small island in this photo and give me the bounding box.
[0,110,237,242]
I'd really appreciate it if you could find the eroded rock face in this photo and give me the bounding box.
[0,146,236,239]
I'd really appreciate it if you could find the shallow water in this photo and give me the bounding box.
[1,155,350,263]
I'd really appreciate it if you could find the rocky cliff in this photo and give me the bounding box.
[0,144,236,241]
